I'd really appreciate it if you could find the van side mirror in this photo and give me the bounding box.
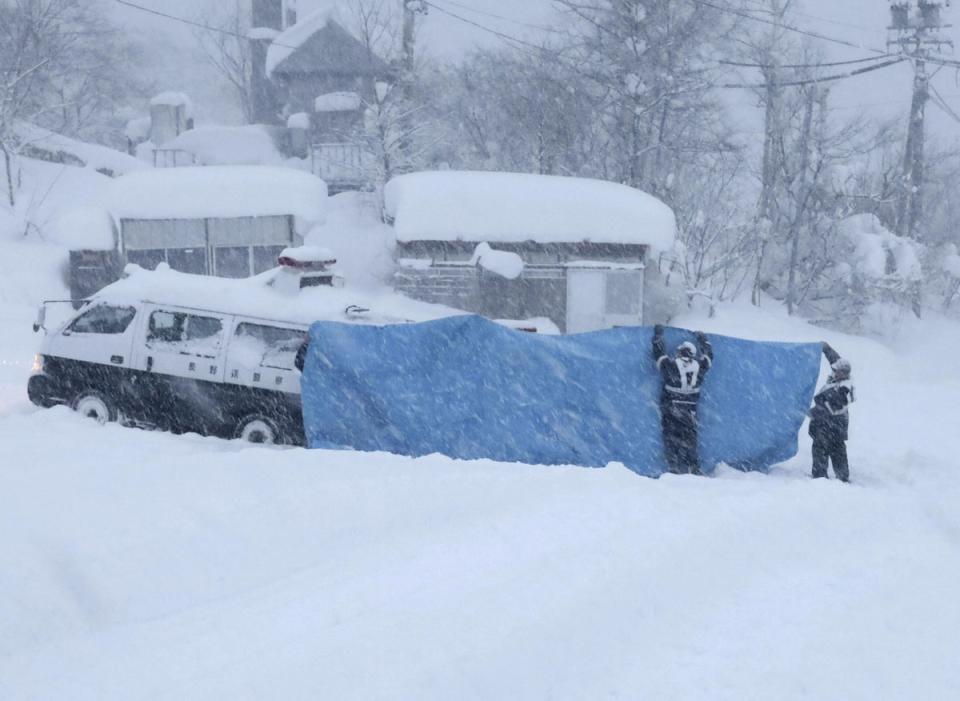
[32,304,47,334]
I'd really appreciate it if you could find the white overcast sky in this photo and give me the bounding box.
[110,0,960,141]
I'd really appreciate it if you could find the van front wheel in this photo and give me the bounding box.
[235,415,281,445]
[72,391,118,425]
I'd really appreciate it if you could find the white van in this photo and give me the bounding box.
[29,299,310,444]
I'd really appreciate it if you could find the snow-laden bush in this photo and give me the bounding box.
[817,214,924,333]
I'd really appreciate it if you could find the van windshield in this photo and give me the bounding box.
[67,304,136,335]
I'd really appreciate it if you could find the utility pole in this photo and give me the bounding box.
[889,1,952,240]
[397,0,428,173]
[402,0,428,103]
[753,0,787,306]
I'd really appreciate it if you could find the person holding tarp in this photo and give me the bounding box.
[808,342,854,482]
[653,325,713,475]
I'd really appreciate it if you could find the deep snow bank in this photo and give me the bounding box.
[1,277,959,699]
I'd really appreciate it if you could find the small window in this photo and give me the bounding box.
[67,304,136,335]
[605,271,642,316]
[147,310,223,357]
[232,322,306,370]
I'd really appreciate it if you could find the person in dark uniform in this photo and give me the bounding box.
[652,325,713,475]
[808,342,854,482]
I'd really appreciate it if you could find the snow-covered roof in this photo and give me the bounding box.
[92,264,455,327]
[384,171,676,250]
[50,207,117,251]
[266,6,340,77]
[15,122,147,177]
[164,126,284,166]
[108,166,327,223]
[314,91,362,113]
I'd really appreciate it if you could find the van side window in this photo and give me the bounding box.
[147,311,223,357]
[67,304,136,334]
[232,323,306,370]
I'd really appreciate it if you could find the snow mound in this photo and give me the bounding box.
[164,126,284,166]
[384,171,676,250]
[107,166,327,224]
[471,242,524,279]
[266,5,340,77]
[50,207,117,251]
[304,191,396,289]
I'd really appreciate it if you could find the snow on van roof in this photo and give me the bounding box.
[108,166,327,223]
[93,264,456,327]
[384,171,676,250]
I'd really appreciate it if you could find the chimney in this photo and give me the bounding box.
[250,0,285,125]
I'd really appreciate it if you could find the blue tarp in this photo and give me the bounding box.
[301,315,822,477]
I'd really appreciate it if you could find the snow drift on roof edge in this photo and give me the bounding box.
[384,171,676,250]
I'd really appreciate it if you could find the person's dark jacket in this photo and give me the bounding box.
[808,343,854,443]
[652,326,713,416]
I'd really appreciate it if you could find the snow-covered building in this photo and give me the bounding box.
[64,166,327,299]
[386,172,677,333]
[260,3,391,192]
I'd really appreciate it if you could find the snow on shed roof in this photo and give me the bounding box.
[107,166,327,223]
[93,264,455,327]
[50,207,117,251]
[165,126,284,166]
[384,171,676,250]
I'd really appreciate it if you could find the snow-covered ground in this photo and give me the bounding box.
[1,234,959,699]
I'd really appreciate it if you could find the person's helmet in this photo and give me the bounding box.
[831,358,851,379]
[676,341,697,359]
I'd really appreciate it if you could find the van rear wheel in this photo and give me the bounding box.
[72,390,118,425]
[235,415,281,445]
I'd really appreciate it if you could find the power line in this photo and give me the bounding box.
[692,0,889,55]
[721,56,906,89]
[113,0,301,50]
[739,0,875,32]
[720,53,900,70]
[422,1,552,53]
[428,0,562,34]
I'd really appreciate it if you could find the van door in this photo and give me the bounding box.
[131,306,230,432]
[226,320,307,395]
[135,307,228,382]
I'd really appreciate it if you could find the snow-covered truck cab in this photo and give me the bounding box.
[29,298,309,444]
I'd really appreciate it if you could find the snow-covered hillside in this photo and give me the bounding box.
[1,234,958,698]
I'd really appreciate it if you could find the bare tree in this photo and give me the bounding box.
[196,1,256,123]
[1,0,143,208]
